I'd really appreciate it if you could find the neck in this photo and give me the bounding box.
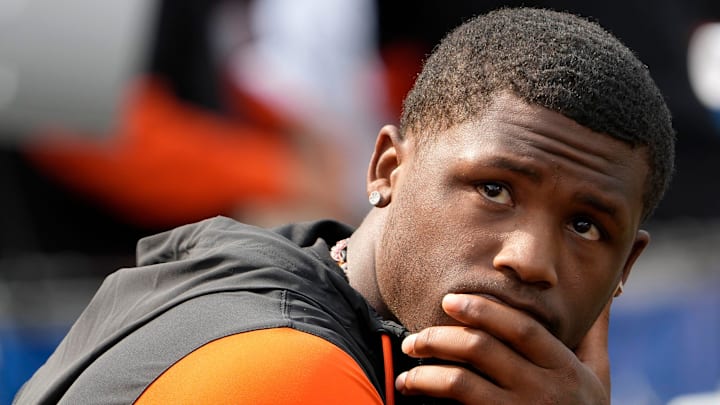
[346,209,393,320]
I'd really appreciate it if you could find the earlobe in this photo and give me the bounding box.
[366,125,407,207]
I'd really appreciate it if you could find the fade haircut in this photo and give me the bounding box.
[400,7,675,221]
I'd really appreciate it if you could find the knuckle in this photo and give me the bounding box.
[532,367,588,405]
[466,330,494,352]
[536,391,561,405]
[468,295,493,316]
[404,368,421,390]
[414,328,438,352]
[512,319,542,341]
[559,365,581,385]
[441,367,469,396]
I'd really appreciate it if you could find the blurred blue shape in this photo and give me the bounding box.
[0,326,66,405]
[610,284,720,405]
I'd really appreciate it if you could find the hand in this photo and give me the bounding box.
[395,293,612,404]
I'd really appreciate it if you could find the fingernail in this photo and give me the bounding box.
[443,293,465,312]
[395,371,407,391]
[401,334,416,354]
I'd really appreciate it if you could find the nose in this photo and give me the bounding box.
[492,226,559,288]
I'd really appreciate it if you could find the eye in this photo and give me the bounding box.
[477,182,512,205]
[567,217,602,241]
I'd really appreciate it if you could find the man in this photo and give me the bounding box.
[15,7,674,405]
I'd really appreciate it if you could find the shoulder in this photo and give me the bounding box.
[136,328,384,404]
[135,216,293,266]
[135,216,353,268]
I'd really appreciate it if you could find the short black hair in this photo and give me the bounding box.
[400,7,675,221]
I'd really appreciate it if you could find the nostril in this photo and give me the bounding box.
[495,263,555,290]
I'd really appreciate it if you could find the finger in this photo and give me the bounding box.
[402,325,541,389]
[574,297,612,391]
[396,363,510,404]
[441,293,572,369]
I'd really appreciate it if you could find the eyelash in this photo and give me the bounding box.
[476,182,513,206]
[475,182,608,241]
[567,216,605,241]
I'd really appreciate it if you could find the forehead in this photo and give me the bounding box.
[416,93,649,225]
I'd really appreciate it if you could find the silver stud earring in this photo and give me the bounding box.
[369,191,382,206]
[614,281,624,297]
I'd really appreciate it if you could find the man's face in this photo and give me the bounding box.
[376,93,649,348]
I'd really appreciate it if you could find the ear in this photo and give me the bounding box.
[617,229,650,295]
[366,125,409,207]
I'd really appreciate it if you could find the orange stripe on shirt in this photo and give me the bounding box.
[135,327,384,404]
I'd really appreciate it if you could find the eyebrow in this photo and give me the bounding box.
[575,193,619,219]
[487,157,622,221]
[485,157,541,183]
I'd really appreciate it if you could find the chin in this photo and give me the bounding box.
[404,312,459,333]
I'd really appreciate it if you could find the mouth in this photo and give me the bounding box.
[470,292,555,335]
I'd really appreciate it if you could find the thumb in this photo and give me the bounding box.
[575,298,612,392]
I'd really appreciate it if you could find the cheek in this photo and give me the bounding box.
[559,254,626,346]
[561,286,608,347]
[376,202,457,331]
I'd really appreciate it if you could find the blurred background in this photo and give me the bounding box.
[1,0,719,403]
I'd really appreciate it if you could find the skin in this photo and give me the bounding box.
[346,92,651,403]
